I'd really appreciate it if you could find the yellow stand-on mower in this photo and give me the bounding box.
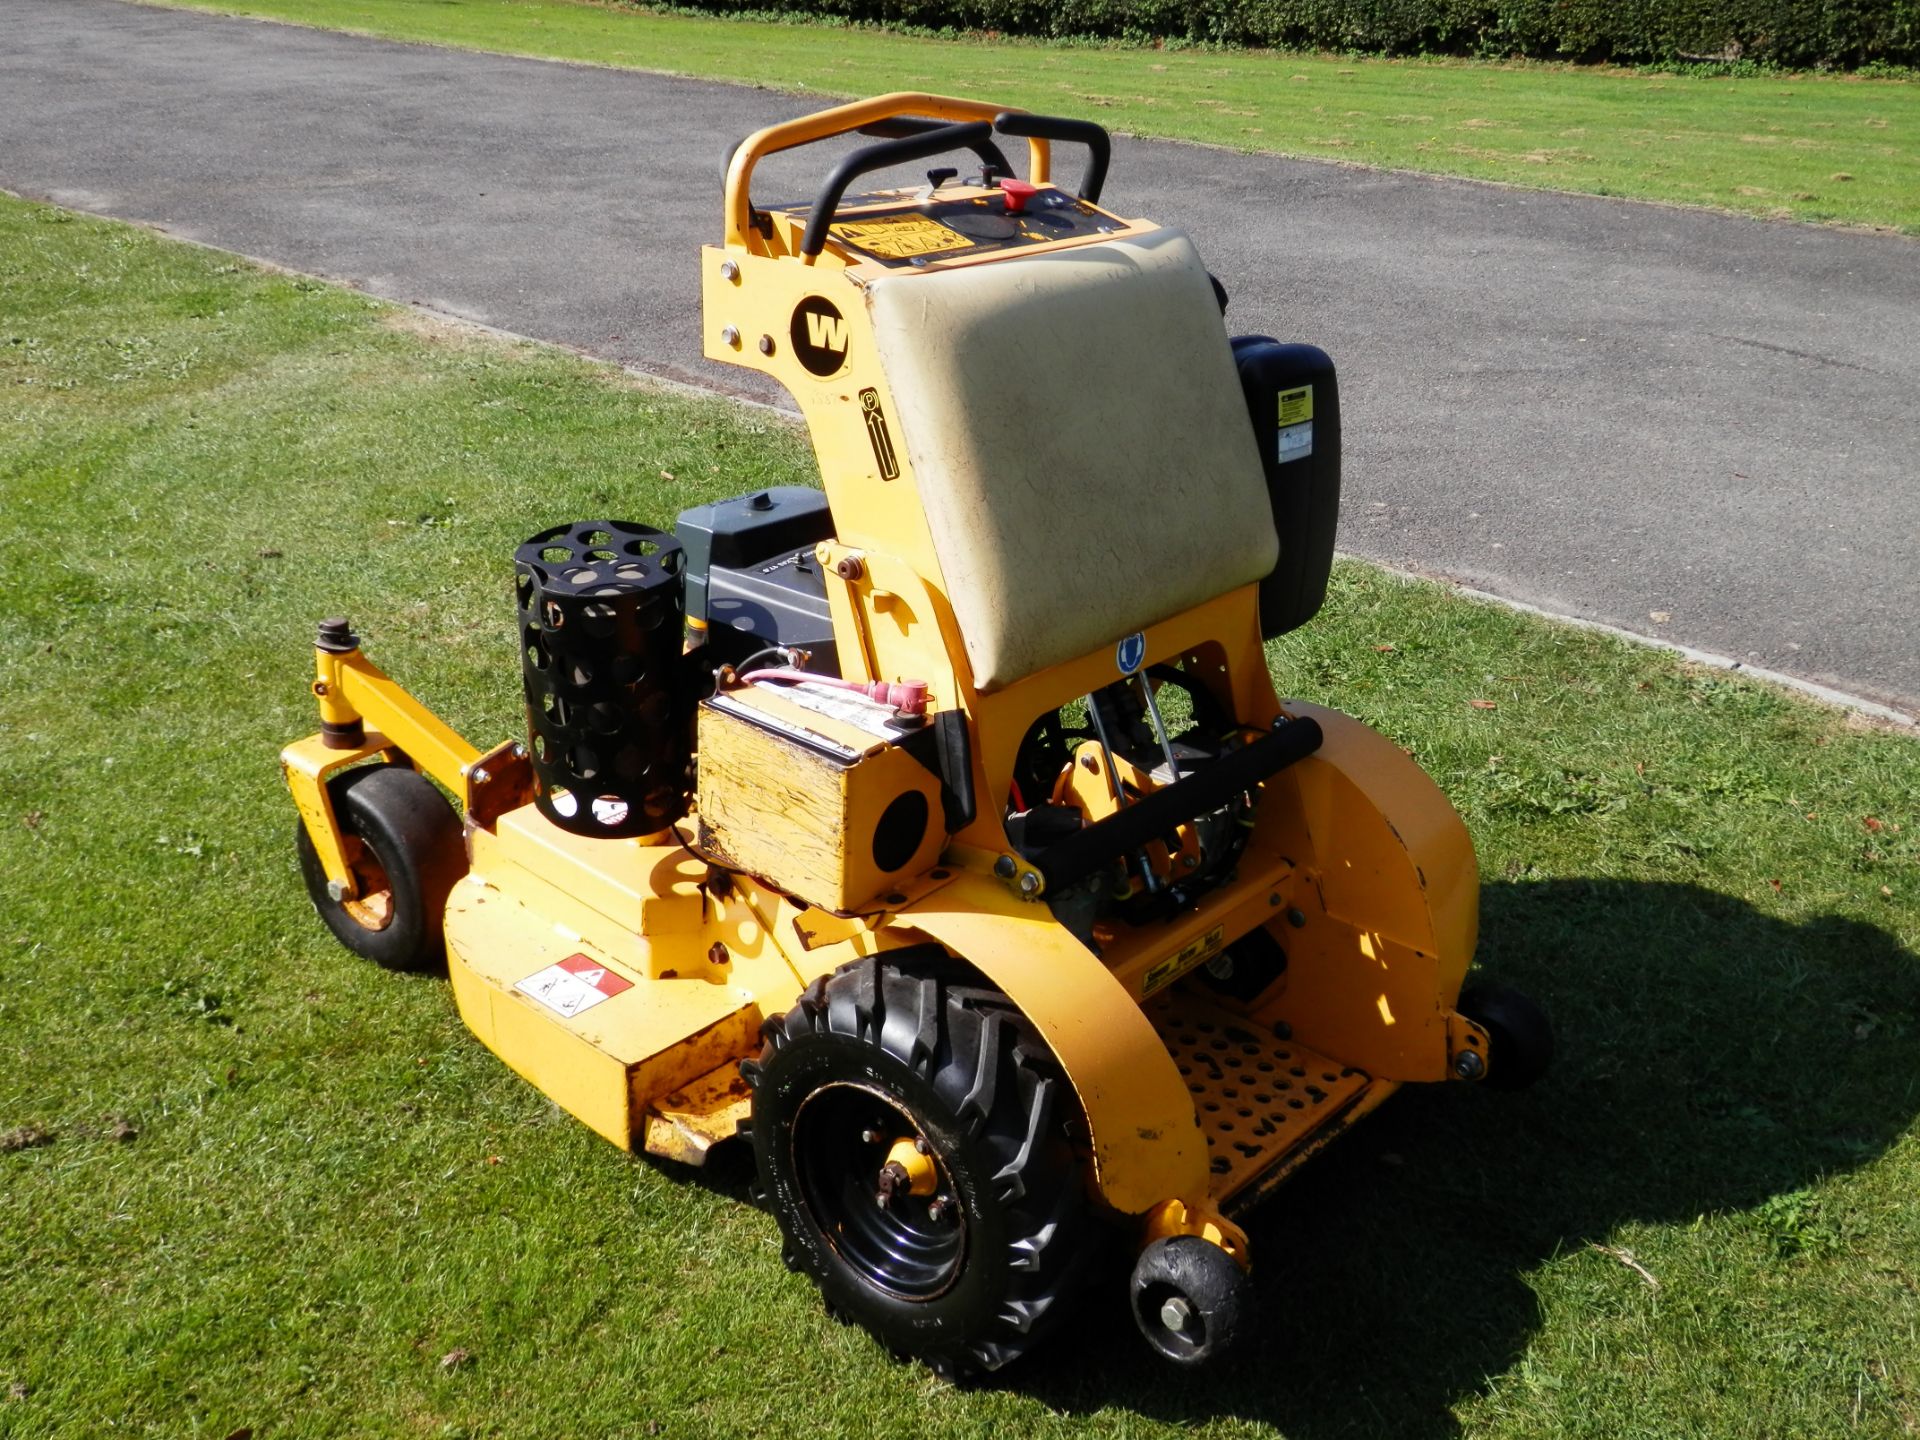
[283,94,1551,1379]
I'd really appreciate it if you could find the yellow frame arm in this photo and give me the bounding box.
[281,627,483,899]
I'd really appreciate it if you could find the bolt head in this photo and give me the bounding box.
[719,260,740,281]
[1159,1296,1193,1333]
[720,325,741,348]
[325,879,349,902]
[1286,906,1307,928]
[757,334,775,356]
[470,768,490,787]
[993,855,1017,879]
[1454,1050,1487,1081]
[1018,871,1041,896]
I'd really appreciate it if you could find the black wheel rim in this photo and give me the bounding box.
[791,1082,966,1300]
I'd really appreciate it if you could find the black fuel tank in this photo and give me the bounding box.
[1232,338,1341,638]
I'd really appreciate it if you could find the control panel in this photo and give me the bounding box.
[778,182,1122,269]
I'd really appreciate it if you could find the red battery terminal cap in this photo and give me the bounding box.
[867,679,929,716]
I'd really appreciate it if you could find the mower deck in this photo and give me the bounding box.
[443,802,785,1153]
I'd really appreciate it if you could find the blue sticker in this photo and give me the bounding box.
[1116,632,1146,675]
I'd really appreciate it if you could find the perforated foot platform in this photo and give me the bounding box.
[1150,989,1396,1213]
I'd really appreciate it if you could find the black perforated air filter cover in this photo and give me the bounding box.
[514,520,691,838]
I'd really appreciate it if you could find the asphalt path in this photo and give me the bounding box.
[5,0,1916,708]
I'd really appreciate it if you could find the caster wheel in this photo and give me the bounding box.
[1460,983,1554,1091]
[295,764,465,972]
[1129,1235,1247,1365]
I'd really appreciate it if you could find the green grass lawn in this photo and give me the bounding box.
[4,195,1919,1438]
[145,0,1920,233]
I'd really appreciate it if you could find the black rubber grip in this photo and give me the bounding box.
[1032,717,1323,894]
[993,111,1111,202]
[857,116,1014,182]
[801,121,995,258]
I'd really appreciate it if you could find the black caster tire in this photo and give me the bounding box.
[1460,983,1553,1091]
[295,764,465,973]
[747,953,1099,1380]
[1129,1234,1248,1365]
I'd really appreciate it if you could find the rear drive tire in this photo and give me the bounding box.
[747,953,1098,1381]
[1459,983,1553,1091]
[295,764,465,973]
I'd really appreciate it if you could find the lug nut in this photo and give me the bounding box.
[875,1159,910,1210]
[1159,1296,1193,1333]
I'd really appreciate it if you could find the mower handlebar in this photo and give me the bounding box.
[724,92,1048,251]
[725,93,1117,259]
[798,121,994,258]
[991,111,1110,203]
[856,115,1016,180]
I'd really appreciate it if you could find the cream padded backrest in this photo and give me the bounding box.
[866,227,1278,691]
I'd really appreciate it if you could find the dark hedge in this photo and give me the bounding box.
[679,0,1918,67]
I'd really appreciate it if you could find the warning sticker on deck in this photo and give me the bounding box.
[515,953,634,1018]
[831,214,972,260]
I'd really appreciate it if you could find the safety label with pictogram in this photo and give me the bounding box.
[515,953,635,1018]
[1275,384,1314,464]
[831,214,972,260]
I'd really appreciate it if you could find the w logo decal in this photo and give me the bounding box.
[791,296,851,377]
[805,311,848,353]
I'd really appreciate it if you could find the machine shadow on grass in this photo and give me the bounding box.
[1015,877,1920,1438]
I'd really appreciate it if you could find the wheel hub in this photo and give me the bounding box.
[792,1082,966,1300]
[339,838,396,932]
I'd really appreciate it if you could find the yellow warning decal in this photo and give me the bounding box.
[1141,924,1227,998]
[1277,386,1313,427]
[830,214,972,260]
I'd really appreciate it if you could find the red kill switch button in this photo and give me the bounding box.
[999,179,1038,215]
